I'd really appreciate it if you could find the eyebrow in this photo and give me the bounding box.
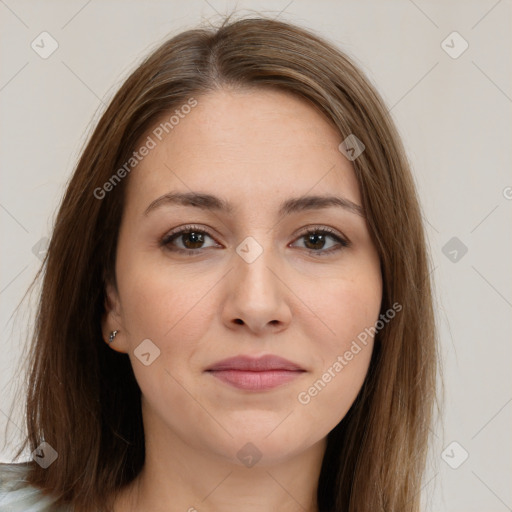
[144,191,365,218]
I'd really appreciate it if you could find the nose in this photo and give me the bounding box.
[221,239,292,335]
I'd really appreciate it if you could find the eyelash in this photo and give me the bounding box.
[160,224,350,257]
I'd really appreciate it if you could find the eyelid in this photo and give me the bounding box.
[293,224,350,245]
[161,223,350,254]
[161,223,219,246]
[162,224,349,242]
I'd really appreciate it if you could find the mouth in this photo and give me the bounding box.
[205,354,306,391]
[207,369,305,391]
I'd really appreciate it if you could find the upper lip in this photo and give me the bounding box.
[206,355,305,372]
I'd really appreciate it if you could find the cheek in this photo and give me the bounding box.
[116,263,219,426]
[292,267,381,431]
[117,239,204,329]
[299,264,382,363]
[116,253,220,368]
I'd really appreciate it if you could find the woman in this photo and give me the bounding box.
[0,15,439,512]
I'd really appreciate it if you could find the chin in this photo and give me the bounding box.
[207,423,319,467]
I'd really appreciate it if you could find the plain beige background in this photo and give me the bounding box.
[1,1,511,511]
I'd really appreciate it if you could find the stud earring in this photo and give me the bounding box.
[108,330,119,344]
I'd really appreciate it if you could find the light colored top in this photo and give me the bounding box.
[0,462,71,512]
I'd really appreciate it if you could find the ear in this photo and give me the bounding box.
[101,280,128,353]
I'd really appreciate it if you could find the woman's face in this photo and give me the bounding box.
[103,88,382,466]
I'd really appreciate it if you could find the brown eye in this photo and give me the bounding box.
[291,227,349,256]
[177,231,206,249]
[161,225,220,254]
[303,232,328,250]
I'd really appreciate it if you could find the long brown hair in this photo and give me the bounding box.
[5,15,440,512]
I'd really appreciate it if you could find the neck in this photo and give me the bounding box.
[113,408,326,512]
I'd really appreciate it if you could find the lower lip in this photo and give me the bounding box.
[207,370,304,391]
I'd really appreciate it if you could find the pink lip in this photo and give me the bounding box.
[207,355,304,372]
[205,355,306,391]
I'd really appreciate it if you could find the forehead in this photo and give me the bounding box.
[125,88,361,214]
